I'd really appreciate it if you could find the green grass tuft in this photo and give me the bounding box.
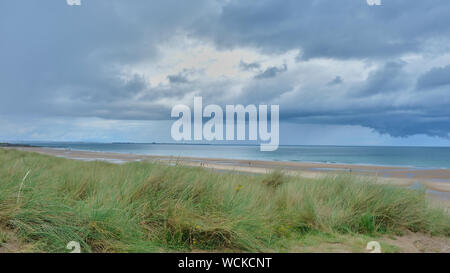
[262,170,285,189]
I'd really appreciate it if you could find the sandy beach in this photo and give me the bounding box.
[6,146,450,198]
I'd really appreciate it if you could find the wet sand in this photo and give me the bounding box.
[5,146,450,197]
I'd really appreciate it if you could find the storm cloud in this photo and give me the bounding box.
[417,65,450,89]
[254,64,288,79]
[1,0,450,141]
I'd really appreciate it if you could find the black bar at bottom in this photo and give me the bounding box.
[0,253,445,272]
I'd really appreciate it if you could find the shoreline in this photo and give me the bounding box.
[4,146,450,197]
[5,143,450,170]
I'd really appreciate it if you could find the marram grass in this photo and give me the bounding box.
[0,148,448,252]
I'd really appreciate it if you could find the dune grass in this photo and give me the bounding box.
[0,148,448,252]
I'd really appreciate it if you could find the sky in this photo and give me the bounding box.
[1,0,450,146]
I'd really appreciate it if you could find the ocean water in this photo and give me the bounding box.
[25,142,450,169]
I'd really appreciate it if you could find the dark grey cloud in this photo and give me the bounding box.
[168,74,189,84]
[284,109,450,139]
[191,0,450,60]
[328,76,343,86]
[254,64,287,79]
[359,61,408,96]
[267,59,450,138]
[167,69,199,84]
[239,60,260,71]
[417,65,450,89]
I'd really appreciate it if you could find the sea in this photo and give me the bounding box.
[19,142,450,169]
